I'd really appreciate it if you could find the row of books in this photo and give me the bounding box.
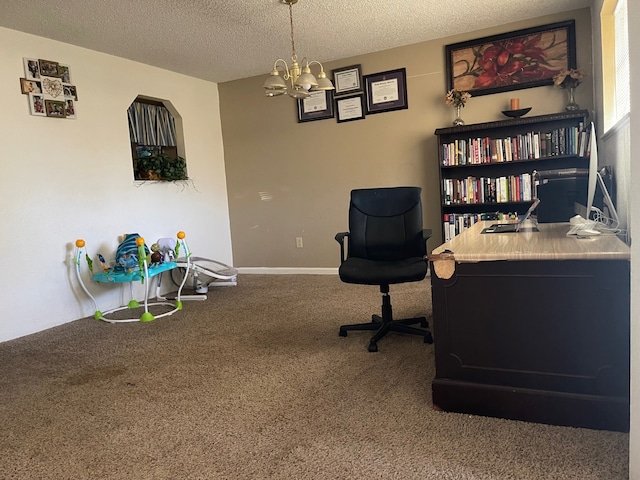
[441,124,591,166]
[443,212,518,242]
[443,173,533,205]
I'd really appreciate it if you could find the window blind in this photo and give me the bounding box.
[614,0,630,120]
[127,102,177,147]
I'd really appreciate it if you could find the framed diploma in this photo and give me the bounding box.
[335,94,366,123]
[332,64,362,96]
[297,90,334,123]
[363,68,408,114]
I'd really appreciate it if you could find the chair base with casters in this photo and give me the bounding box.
[338,284,433,352]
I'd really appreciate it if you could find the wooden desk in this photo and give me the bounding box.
[429,222,630,431]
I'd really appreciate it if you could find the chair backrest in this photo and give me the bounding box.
[348,187,425,261]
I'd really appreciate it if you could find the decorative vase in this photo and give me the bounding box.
[453,105,465,126]
[565,86,579,111]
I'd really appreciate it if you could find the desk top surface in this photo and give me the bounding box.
[431,221,630,262]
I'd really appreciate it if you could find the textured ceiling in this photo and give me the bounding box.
[0,0,590,84]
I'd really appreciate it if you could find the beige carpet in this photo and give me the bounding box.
[0,275,629,479]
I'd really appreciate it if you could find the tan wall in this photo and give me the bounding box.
[220,8,593,268]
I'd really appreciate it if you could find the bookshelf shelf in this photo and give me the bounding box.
[440,153,587,170]
[441,200,533,209]
[435,110,590,242]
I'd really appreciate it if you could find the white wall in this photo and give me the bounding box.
[628,0,640,473]
[591,0,638,473]
[0,27,232,342]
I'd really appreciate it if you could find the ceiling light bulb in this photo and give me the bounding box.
[295,66,318,90]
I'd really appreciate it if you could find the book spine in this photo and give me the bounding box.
[449,214,456,240]
[522,173,532,201]
[443,214,451,242]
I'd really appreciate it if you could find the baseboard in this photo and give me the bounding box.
[432,378,629,432]
[236,267,338,275]
[236,267,431,277]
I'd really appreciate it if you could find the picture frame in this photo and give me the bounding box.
[445,20,576,97]
[39,59,60,77]
[20,78,42,95]
[63,85,78,101]
[297,90,334,123]
[363,68,408,115]
[64,99,77,119]
[332,64,362,96]
[335,93,366,123]
[45,100,66,118]
[29,93,46,116]
[57,64,72,84]
[23,58,40,80]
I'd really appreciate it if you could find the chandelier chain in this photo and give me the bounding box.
[289,3,297,61]
[263,0,334,98]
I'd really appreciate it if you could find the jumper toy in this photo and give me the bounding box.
[73,232,192,323]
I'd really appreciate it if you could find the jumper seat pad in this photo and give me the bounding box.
[93,262,177,283]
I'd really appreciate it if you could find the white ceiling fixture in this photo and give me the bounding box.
[263,0,335,99]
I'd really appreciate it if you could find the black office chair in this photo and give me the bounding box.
[335,186,434,352]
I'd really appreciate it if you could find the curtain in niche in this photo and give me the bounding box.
[127,102,177,146]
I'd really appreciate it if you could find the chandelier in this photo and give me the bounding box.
[263,0,335,99]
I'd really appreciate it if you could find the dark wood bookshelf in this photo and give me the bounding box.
[435,110,590,242]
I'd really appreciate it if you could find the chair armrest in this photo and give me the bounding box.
[335,232,349,264]
[422,229,432,255]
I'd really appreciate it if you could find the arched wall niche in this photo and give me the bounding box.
[127,95,187,181]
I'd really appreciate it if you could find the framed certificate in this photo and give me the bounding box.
[363,68,408,114]
[332,64,362,96]
[297,90,334,123]
[335,94,366,123]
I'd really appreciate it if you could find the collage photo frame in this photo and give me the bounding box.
[20,57,78,119]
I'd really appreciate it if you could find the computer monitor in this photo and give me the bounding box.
[573,123,620,225]
[536,122,619,225]
[574,122,598,220]
[590,168,620,225]
[535,169,588,223]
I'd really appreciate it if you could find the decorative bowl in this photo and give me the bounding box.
[501,107,532,118]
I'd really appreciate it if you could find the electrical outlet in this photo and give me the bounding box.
[296,237,303,248]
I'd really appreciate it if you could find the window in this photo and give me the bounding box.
[127,97,187,181]
[601,0,630,130]
[613,0,629,119]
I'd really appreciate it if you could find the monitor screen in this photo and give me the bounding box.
[535,169,588,223]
